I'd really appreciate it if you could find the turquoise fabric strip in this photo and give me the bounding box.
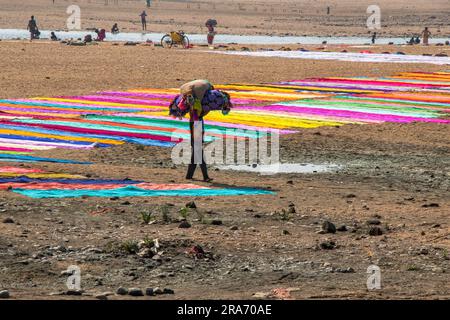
[12,185,275,198]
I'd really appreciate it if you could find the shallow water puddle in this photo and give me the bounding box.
[0,29,448,45]
[217,163,341,175]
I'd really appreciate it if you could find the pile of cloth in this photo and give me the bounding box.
[169,80,231,118]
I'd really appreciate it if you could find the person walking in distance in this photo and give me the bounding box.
[140,10,148,31]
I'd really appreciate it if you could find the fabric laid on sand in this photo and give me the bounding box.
[210,50,450,65]
[12,185,275,198]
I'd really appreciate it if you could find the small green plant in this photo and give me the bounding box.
[406,264,419,271]
[279,209,291,221]
[443,249,448,260]
[121,240,139,254]
[141,211,154,224]
[179,207,190,220]
[161,205,171,223]
[142,236,155,248]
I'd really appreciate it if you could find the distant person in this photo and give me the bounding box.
[140,10,147,31]
[95,28,106,41]
[371,32,377,44]
[111,23,120,34]
[205,19,217,48]
[84,34,93,43]
[50,32,59,41]
[415,36,420,44]
[327,6,330,15]
[169,79,232,182]
[421,27,431,45]
[408,36,415,45]
[146,0,151,8]
[27,16,39,40]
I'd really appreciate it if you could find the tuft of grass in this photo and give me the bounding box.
[142,237,155,248]
[121,240,139,254]
[179,207,190,220]
[141,211,154,224]
[406,264,419,271]
[161,205,171,223]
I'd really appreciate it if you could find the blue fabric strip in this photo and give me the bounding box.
[12,185,275,198]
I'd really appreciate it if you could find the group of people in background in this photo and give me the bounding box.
[371,27,434,46]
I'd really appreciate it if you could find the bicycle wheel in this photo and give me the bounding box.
[161,34,173,48]
[181,35,190,49]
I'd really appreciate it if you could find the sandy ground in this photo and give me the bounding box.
[0,0,449,37]
[0,39,449,300]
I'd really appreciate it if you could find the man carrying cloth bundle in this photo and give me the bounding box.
[169,80,232,182]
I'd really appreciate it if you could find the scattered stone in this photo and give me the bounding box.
[287,207,296,214]
[286,180,293,184]
[2,217,14,224]
[154,287,163,295]
[95,293,108,300]
[0,290,10,299]
[368,226,383,236]
[367,218,381,225]
[116,287,128,295]
[321,220,336,234]
[163,288,175,294]
[282,229,290,235]
[337,225,347,232]
[335,267,355,273]
[121,201,131,205]
[66,290,83,296]
[152,254,162,262]
[253,292,269,299]
[419,247,429,255]
[320,241,336,250]
[422,203,439,208]
[185,201,197,209]
[211,219,223,226]
[345,194,356,198]
[179,221,191,228]
[145,288,154,296]
[230,226,238,231]
[128,288,144,297]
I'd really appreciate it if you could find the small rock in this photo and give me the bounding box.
[367,218,381,225]
[145,288,154,296]
[154,287,163,295]
[116,287,128,295]
[185,201,197,209]
[422,203,439,208]
[66,290,83,296]
[211,219,223,226]
[128,288,144,297]
[287,207,296,214]
[2,217,14,224]
[320,241,336,250]
[0,290,10,299]
[419,247,429,255]
[163,288,175,294]
[95,293,108,300]
[230,226,238,230]
[322,220,336,234]
[337,225,347,232]
[369,226,383,236]
[179,221,191,228]
[282,229,290,235]
[152,254,162,262]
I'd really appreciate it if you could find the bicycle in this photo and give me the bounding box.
[161,31,190,49]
